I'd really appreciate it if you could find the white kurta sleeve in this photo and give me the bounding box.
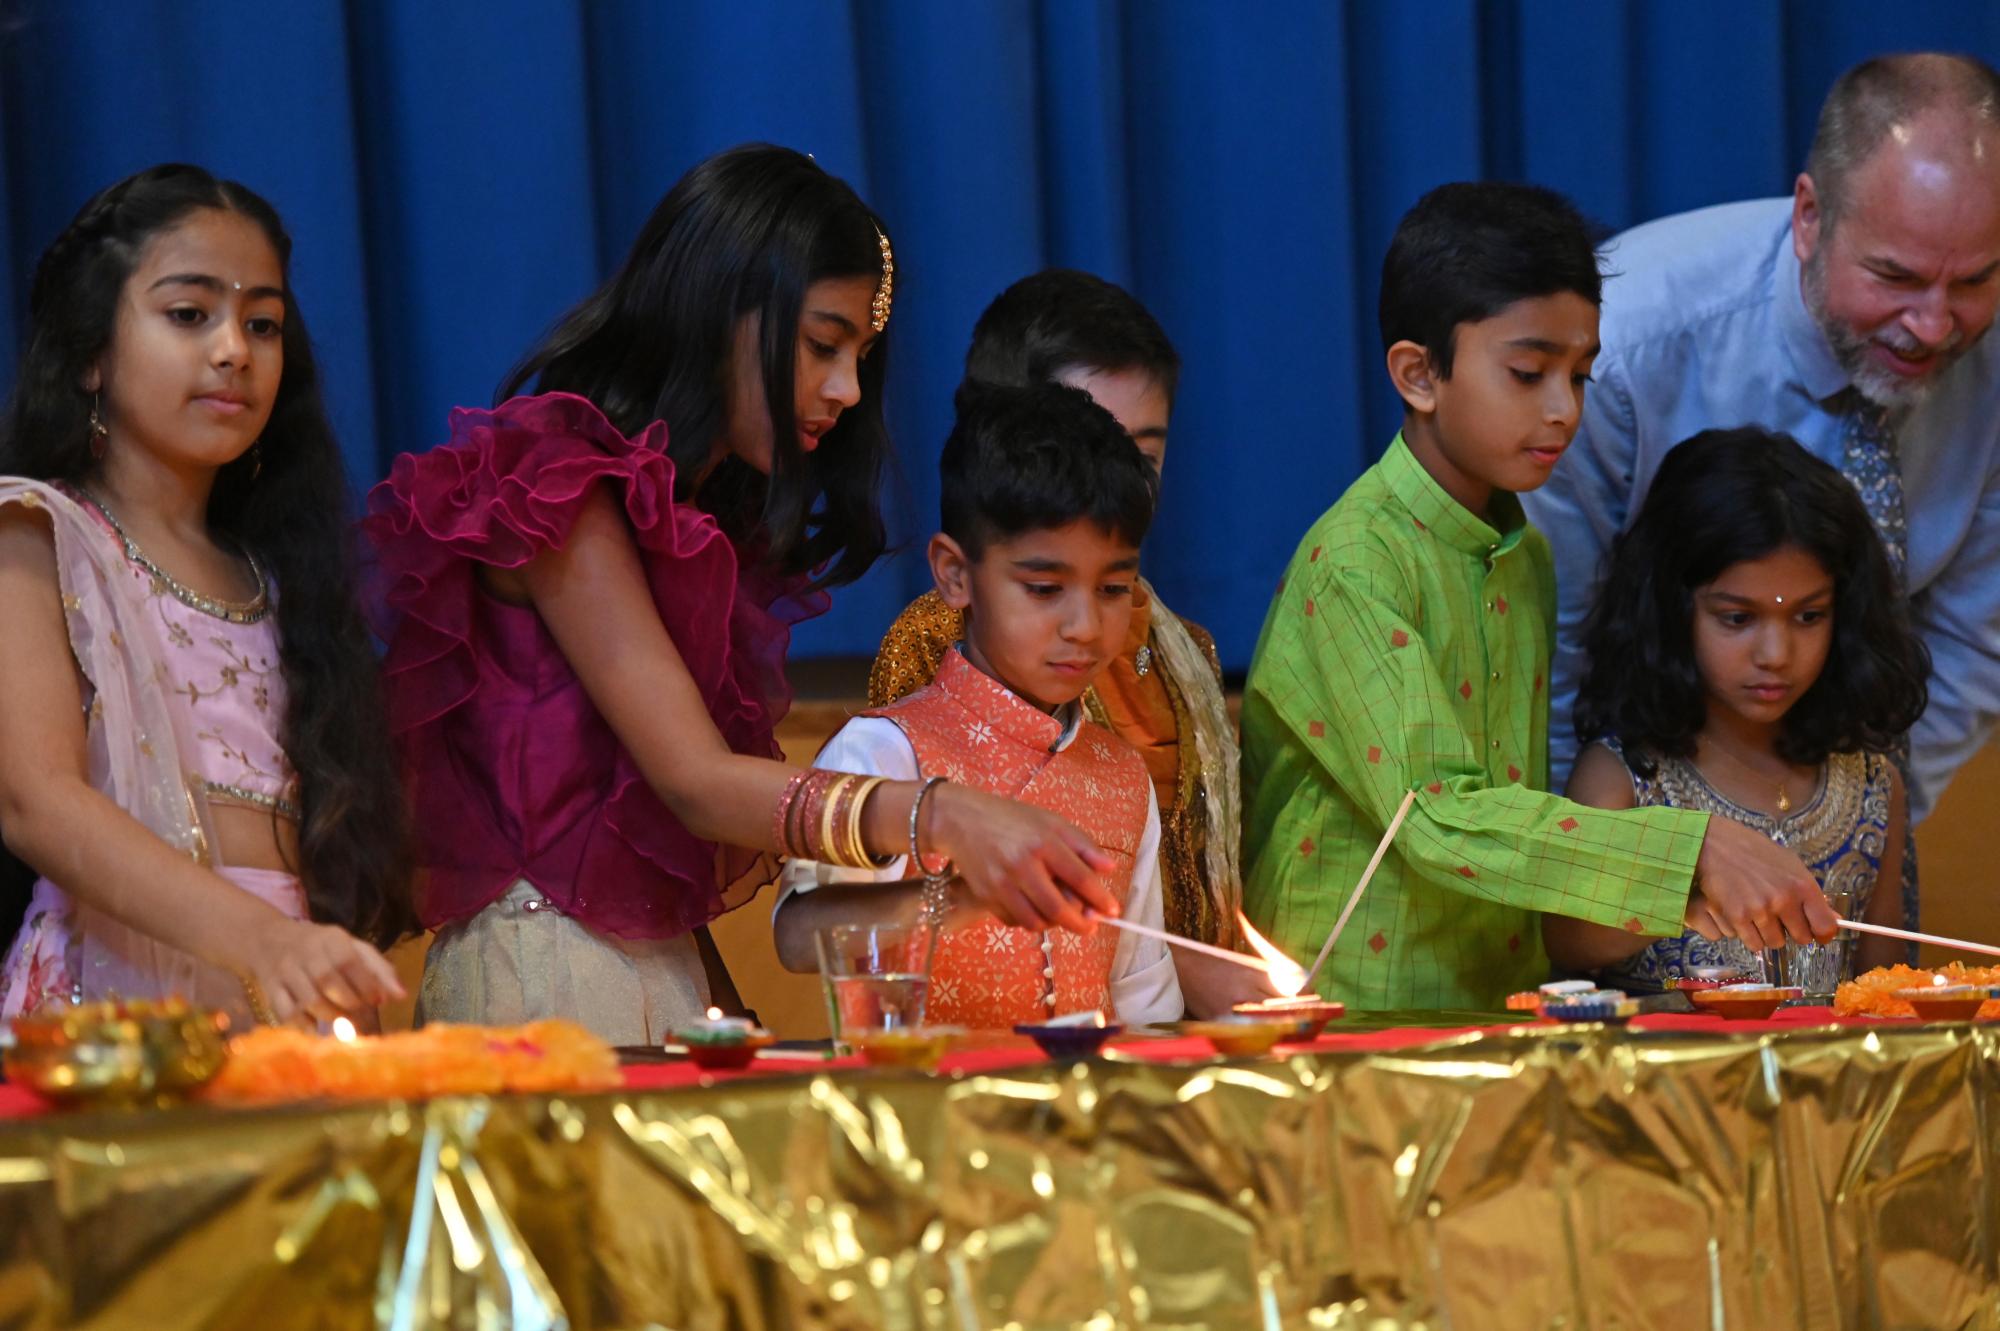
[1107,798,1184,1025]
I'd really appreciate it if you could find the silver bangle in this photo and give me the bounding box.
[909,775,951,878]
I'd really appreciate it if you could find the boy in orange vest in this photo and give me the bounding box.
[773,382,1183,1027]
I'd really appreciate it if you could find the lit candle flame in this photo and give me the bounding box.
[706,1006,723,1021]
[1237,912,1309,996]
[331,1016,358,1043]
[1932,973,1949,987]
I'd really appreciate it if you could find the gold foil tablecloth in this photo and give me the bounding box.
[0,1017,1993,1330]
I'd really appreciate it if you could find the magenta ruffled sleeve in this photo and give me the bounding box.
[364,392,826,939]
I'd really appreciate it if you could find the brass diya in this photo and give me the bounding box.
[849,1026,964,1070]
[5,998,230,1107]
[1184,1015,1297,1056]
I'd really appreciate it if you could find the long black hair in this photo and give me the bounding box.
[1574,426,1930,769]
[0,163,416,948]
[502,143,891,588]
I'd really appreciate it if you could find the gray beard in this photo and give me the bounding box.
[1800,250,1952,416]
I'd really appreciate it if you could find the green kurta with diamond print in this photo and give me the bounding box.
[1241,434,1707,1010]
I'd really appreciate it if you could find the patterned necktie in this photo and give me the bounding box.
[1839,393,1908,581]
[1834,389,1920,943]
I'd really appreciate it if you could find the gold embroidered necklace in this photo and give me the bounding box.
[77,488,270,624]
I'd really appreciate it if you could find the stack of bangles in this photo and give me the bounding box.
[772,770,953,877]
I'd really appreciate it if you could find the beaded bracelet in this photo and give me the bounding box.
[236,971,278,1026]
[772,771,810,858]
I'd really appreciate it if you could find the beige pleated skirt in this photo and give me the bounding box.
[419,880,710,1047]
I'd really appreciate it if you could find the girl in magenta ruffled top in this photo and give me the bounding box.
[367,146,1127,1044]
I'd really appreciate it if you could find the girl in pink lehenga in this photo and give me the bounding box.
[0,165,415,1031]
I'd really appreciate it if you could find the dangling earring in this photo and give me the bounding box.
[87,394,109,460]
[250,441,263,482]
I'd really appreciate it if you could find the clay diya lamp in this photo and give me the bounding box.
[849,1026,963,1070]
[1015,1015,1125,1059]
[1230,996,1347,1039]
[1539,990,1639,1023]
[1897,984,1994,1021]
[672,1009,775,1071]
[1688,984,1803,1021]
[1183,1014,1297,1057]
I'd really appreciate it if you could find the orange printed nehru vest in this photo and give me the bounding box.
[865,649,1150,1027]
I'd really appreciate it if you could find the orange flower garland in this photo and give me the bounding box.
[1834,962,2000,1020]
[204,1019,620,1104]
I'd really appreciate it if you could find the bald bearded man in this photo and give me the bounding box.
[1526,53,2000,939]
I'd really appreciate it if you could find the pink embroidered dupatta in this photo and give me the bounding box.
[0,479,239,1013]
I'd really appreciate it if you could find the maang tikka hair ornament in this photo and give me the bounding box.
[871,225,894,333]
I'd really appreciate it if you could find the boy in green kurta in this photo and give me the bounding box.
[1242,183,1840,1010]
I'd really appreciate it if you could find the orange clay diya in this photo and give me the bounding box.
[1896,985,1997,1021]
[5,998,229,1107]
[849,1026,963,1070]
[1183,1015,1297,1056]
[1688,984,1803,1021]
[1231,996,1346,1039]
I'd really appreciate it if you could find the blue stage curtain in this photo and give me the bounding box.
[6,1,2000,662]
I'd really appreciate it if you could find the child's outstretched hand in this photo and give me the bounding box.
[926,784,1121,934]
[1686,816,1841,950]
[232,916,408,1025]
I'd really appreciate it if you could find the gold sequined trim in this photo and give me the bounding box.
[1653,749,1866,868]
[199,779,302,823]
[77,489,271,624]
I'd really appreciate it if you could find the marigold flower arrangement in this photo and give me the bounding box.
[204,1019,620,1103]
[1834,963,2000,1020]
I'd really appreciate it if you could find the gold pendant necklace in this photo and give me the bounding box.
[1700,739,1795,816]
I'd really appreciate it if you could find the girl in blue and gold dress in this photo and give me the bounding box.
[1545,428,1929,993]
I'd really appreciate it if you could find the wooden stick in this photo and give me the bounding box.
[1089,912,1278,975]
[1303,789,1419,989]
[1838,918,2000,961]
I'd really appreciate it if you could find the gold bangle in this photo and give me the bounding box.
[845,776,888,869]
[825,773,857,866]
[819,773,855,866]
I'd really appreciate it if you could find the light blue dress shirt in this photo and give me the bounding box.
[1523,197,2000,821]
